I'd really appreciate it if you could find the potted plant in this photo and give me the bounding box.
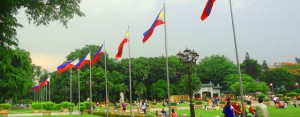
[131,103,137,109]
[263,98,270,106]
[195,101,203,108]
[43,102,55,116]
[108,104,115,111]
[0,103,10,116]
[150,102,157,108]
[32,102,42,113]
[60,101,70,112]
[257,93,266,99]
[53,104,61,111]
[79,103,86,114]
[146,103,150,112]
[170,102,177,110]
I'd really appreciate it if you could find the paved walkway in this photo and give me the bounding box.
[8,112,80,117]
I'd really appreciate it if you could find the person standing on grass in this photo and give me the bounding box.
[171,108,177,117]
[223,98,234,117]
[293,99,297,108]
[245,101,255,117]
[122,102,126,113]
[141,101,146,114]
[232,99,241,117]
[255,98,268,117]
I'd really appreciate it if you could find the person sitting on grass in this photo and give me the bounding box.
[277,101,284,108]
[161,108,167,117]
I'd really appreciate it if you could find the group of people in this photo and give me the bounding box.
[223,98,269,117]
[156,108,177,117]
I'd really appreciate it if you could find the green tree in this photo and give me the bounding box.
[266,68,294,90]
[196,55,236,90]
[296,57,300,63]
[178,73,201,95]
[0,47,34,103]
[0,0,84,47]
[225,74,269,94]
[241,52,263,80]
[262,60,269,72]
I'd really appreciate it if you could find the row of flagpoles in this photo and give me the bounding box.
[31,76,51,102]
[30,0,254,117]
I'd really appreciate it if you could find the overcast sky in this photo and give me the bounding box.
[16,0,300,72]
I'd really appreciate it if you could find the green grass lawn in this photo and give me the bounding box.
[7,104,300,117]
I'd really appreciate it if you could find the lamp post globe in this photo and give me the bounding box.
[177,48,198,117]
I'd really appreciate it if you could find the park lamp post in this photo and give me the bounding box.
[177,48,199,117]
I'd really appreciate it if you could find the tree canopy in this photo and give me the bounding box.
[0,0,84,47]
[196,55,236,89]
[0,47,34,103]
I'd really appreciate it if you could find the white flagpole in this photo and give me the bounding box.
[44,85,46,101]
[34,89,35,102]
[127,26,133,117]
[49,78,51,101]
[229,0,245,116]
[70,69,73,115]
[78,69,81,116]
[163,3,171,116]
[105,41,108,117]
[89,51,93,116]
[46,83,47,101]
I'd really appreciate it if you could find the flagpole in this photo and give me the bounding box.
[229,0,246,116]
[105,41,108,117]
[34,89,35,102]
[163,3,171,116]
[89,51,93,116]
[127,26,133,117]
[70,69,73,115]
[49,78,51,102]
[272,85,274,94]
[44,85,46,101]
[78,69,81,116]
[46,83,47,101]
[38,87,40,102]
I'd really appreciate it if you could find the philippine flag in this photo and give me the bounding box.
[201,0,216,21]
[116,30,129,58]
[142,7,165,43]
[76,52,91,70]
[57,60,74,74]
[92,44,105,66]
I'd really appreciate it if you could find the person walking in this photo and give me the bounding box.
[141,101,146,114]
[255,98,269,117]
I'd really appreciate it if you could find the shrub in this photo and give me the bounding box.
[151,102,157,105]
[264,98,270,102]
[283,97,290,101]
[170,102,177,106]
[43,102,55,110]
[195,101,203,105]
[60,101,70,108]
[287,92,298,97]
[32,102,43,110]
[53,104,61,111]
[257,93,266,99]
[0,103,10,110]
[275,94,284,97]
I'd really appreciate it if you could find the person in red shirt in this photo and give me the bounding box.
[232,99,241,117]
